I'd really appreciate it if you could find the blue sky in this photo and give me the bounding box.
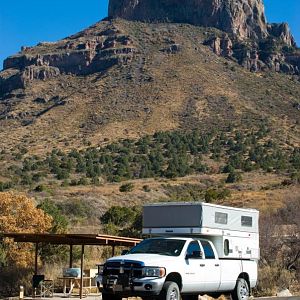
[0,0,299,69]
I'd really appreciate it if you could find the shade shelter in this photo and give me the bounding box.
[2,233,142,299]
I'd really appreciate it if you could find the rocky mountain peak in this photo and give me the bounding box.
[108,0,268,40]
[108,0,296,46]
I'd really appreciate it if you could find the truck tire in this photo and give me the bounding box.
[182,295,198,300]
[101,292,122,300]
[159,281,180,300]
[232,278,250,300]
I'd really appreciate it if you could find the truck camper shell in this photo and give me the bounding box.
[143,202,259,260]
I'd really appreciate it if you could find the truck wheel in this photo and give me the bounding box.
[159,281,180,300]
[182,295,198,300]
[232,278,250,300]
[102,292,122,300]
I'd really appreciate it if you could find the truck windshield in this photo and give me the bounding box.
[128,239,186,256]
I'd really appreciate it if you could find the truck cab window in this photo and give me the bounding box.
[186,241,202,258]
[201,240,215,259]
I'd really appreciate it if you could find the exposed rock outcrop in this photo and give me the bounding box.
[109,0,269,40]
[204,33,300,75]
[267,23,296,47]
[204,35,233,57]
[0,26,138,95]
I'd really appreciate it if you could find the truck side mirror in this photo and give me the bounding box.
[121,249,129,255]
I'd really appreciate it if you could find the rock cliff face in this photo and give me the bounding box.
[109,0,269,39]
[0,25,137,95]
[203,31,300,74]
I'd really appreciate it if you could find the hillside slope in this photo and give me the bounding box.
[0,19,300,156]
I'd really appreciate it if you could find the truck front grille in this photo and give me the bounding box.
[103,261,143,278]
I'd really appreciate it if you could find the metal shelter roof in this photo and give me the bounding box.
[2,233,142,247]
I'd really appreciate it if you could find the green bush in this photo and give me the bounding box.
[142,185,151,192]
[0,182,13,191]
[204,188,231,203]
[35,184,46,192]
[226,171,242,183]
[100,206,138,227]
[100,206,142,237]
[37,199,68,233]
[119,183,134,192]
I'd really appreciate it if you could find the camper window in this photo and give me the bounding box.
[215,212,228,224]
[241,216,252,227]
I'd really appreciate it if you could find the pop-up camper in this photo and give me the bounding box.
[143,202,259,259]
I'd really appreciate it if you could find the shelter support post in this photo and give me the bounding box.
[34,243,39,275]
[80,245,85,299]
[69,244,73,268]
[112,245,115,256]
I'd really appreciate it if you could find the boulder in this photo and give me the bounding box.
[276,289,293,297]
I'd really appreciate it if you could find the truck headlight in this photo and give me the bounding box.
[142,267,166,278]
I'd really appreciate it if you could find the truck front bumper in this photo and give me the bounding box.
[102,275,165,297]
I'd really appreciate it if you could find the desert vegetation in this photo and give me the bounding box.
[0,125,299,296]
[0,123,299,193]
[0,192,52,296]
[0,190,299,297]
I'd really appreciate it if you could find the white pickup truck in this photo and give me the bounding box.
[99,203,259,300]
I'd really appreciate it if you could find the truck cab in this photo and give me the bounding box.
[100,236,256,300]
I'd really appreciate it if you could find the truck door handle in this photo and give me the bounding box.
[215,264,220,267]
[200,264,205,267]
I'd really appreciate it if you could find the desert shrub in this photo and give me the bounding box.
[204,188,231,203]
[100,206,142,237]
[163,183,204,202]
[0,266,33,297]
[259,196,300,294]
[0,181,13,191]
[0,192,52,296]
[37,199,68,234]
[58,199,93,220]
[78,177,88,185]
[100,206,136,227]
[142,185,151,192]
[34,184,47,192]
[222,164,235,173]
[226,171,242,183]
[56,169,70,180]
[290,172,300,184]
[255,264,296,297]
[37,199,70,263]
[119,183,134,192]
